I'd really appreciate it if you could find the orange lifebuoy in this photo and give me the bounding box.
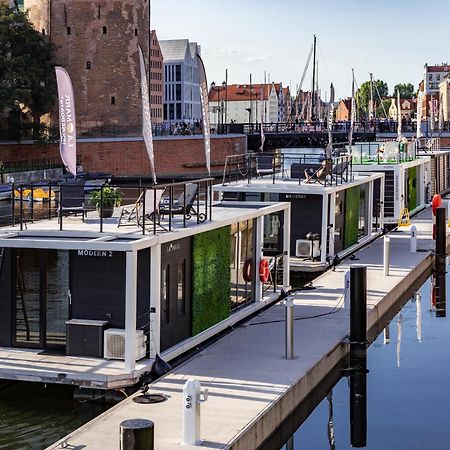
[259,258,270,284]
[242,258,252,283]
[432,194,442,216]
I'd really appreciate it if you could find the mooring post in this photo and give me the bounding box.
[349,350,367,448]
[119,419,154,450]
[383,236,390,276]
[435,207,447,317]
[182,379,208,446]
[350,265,367,358]
[410,225,417,253]
[285,297,294,360]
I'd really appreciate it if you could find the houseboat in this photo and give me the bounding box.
[0,178,290,390]
[350,141,430,226]
[214,153,385,273]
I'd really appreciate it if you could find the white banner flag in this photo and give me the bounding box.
[416,91,423,138]
[197,54,211,175]
[55,67,77,176]
[138,44,157,184]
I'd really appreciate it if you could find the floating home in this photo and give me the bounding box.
[214,153,385,273]
[0,179,290,389]
[351,141,431,226]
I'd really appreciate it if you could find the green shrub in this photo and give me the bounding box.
[345,186,360,248]
[192,226,231,335]
[408,166,417,211]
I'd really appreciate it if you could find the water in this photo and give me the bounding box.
[0,382,108,449]
[279,273,450,450]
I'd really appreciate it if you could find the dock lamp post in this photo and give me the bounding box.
[221,81,226,132]
[211,81,220,132]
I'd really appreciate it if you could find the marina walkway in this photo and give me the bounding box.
[46,207,441,450]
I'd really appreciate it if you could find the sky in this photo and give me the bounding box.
[152,0,450,100]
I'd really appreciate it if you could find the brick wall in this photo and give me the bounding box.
[0,135,246,177]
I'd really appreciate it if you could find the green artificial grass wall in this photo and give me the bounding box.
[344,186,360,249]
[408,166,417,211]
[192,226,231,335]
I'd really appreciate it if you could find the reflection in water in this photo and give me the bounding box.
[415,292,422,343]
[326,392,335,450]
[383,323,390,345]
[396,313,403,368]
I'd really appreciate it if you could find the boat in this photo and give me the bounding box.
[0,185,12,201]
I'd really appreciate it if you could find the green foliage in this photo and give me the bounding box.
[0,4,56,133]
[408,167,417,211]
[192,226,231,335]
[89,186,123,208]
[356,79,389,119]
[344,186,360,248]
[377,99,391,118]
[393,83,415,99]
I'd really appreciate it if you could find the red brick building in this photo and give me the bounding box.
[24,0,150,135]
[150,30,164,124]
[335,99,352,121]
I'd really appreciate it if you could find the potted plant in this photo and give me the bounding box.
[89,186,123,218]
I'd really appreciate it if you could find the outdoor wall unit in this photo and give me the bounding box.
[66,319,110,358]
[103,329,146,360]
[295,239,320,259]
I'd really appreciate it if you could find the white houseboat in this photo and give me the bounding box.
[0,178,290,389]
[214,153,385,273]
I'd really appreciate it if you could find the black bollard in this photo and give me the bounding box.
[350,265,367,358]
[350,350,367,448]
[435,207,447,318]
[120,419,154,450]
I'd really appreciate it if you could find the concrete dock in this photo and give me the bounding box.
[47,207,444,450]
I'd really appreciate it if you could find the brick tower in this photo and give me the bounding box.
[24,0,150,135]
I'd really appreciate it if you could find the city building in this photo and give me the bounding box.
[335,99,352,121]
[159,39,201,124]
[24,0,151,135]
[420,63,450,118]
[439,76,450,122]
[388,98,416,121]
[208,82,291,126]
[149,30,164,124]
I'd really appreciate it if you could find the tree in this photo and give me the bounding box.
[0,4,56,138]
[393,83,415,99]
[356,79,389,119]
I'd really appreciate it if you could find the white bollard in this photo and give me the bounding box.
[182,378,208,446]
[383,236,390,276]
[285,298,294,360]
[344,270,350,309]
[410,225,417,253]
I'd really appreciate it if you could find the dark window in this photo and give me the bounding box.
[86,61,91,70]
[176,103,182,120]
[111,96,116,105]
[135,28,138,36]
[42,29,46,35]
[102,26,107,34]
[163,104,167,120]
[175,84,181,101]
[169,104,174,120]
[177,260,186,317]
[162,266,170,324]
[175,65,181,82]
[67,26,71,35]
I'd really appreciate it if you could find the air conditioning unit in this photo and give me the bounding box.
[104,329,147,361]
[296,239,320,258]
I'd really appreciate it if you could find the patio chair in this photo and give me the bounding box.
[303,159,331,185]
[330,157,350,183]
[117,191,143,227]
[139,189,167,231]
[159,183,205,222]
[58,182,86,221]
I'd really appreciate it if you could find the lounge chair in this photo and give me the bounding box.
[331,157,350,183]
[58,182,86,220]
[159,183,205,222]
[304,159,331,185]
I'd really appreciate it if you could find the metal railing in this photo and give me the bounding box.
[222,151,352,187]
[351,141,418,165]
[0,178,214,235]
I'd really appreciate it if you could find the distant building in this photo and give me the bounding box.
[149,30,163,124]
[420,63,450,118]
[439,76,450,122]
[335,99,352,121]
[388,98,416,121]
[208,82,291,126]
[159,39,201,124]
[24,0,151,135]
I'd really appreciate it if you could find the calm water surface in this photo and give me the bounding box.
[281,274,450,450]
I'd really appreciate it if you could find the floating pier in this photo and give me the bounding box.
[47,207,447,449]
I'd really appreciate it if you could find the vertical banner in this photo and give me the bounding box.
[259,86,265,151]
[138,44,157,184]
[55,67,77,176]
[397,90,402,140]
[416,91,423,138]
[326,82,335,158]
[197,54,211,175]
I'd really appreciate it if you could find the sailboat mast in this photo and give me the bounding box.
[311,34,316,121]
[369,73,374,120]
